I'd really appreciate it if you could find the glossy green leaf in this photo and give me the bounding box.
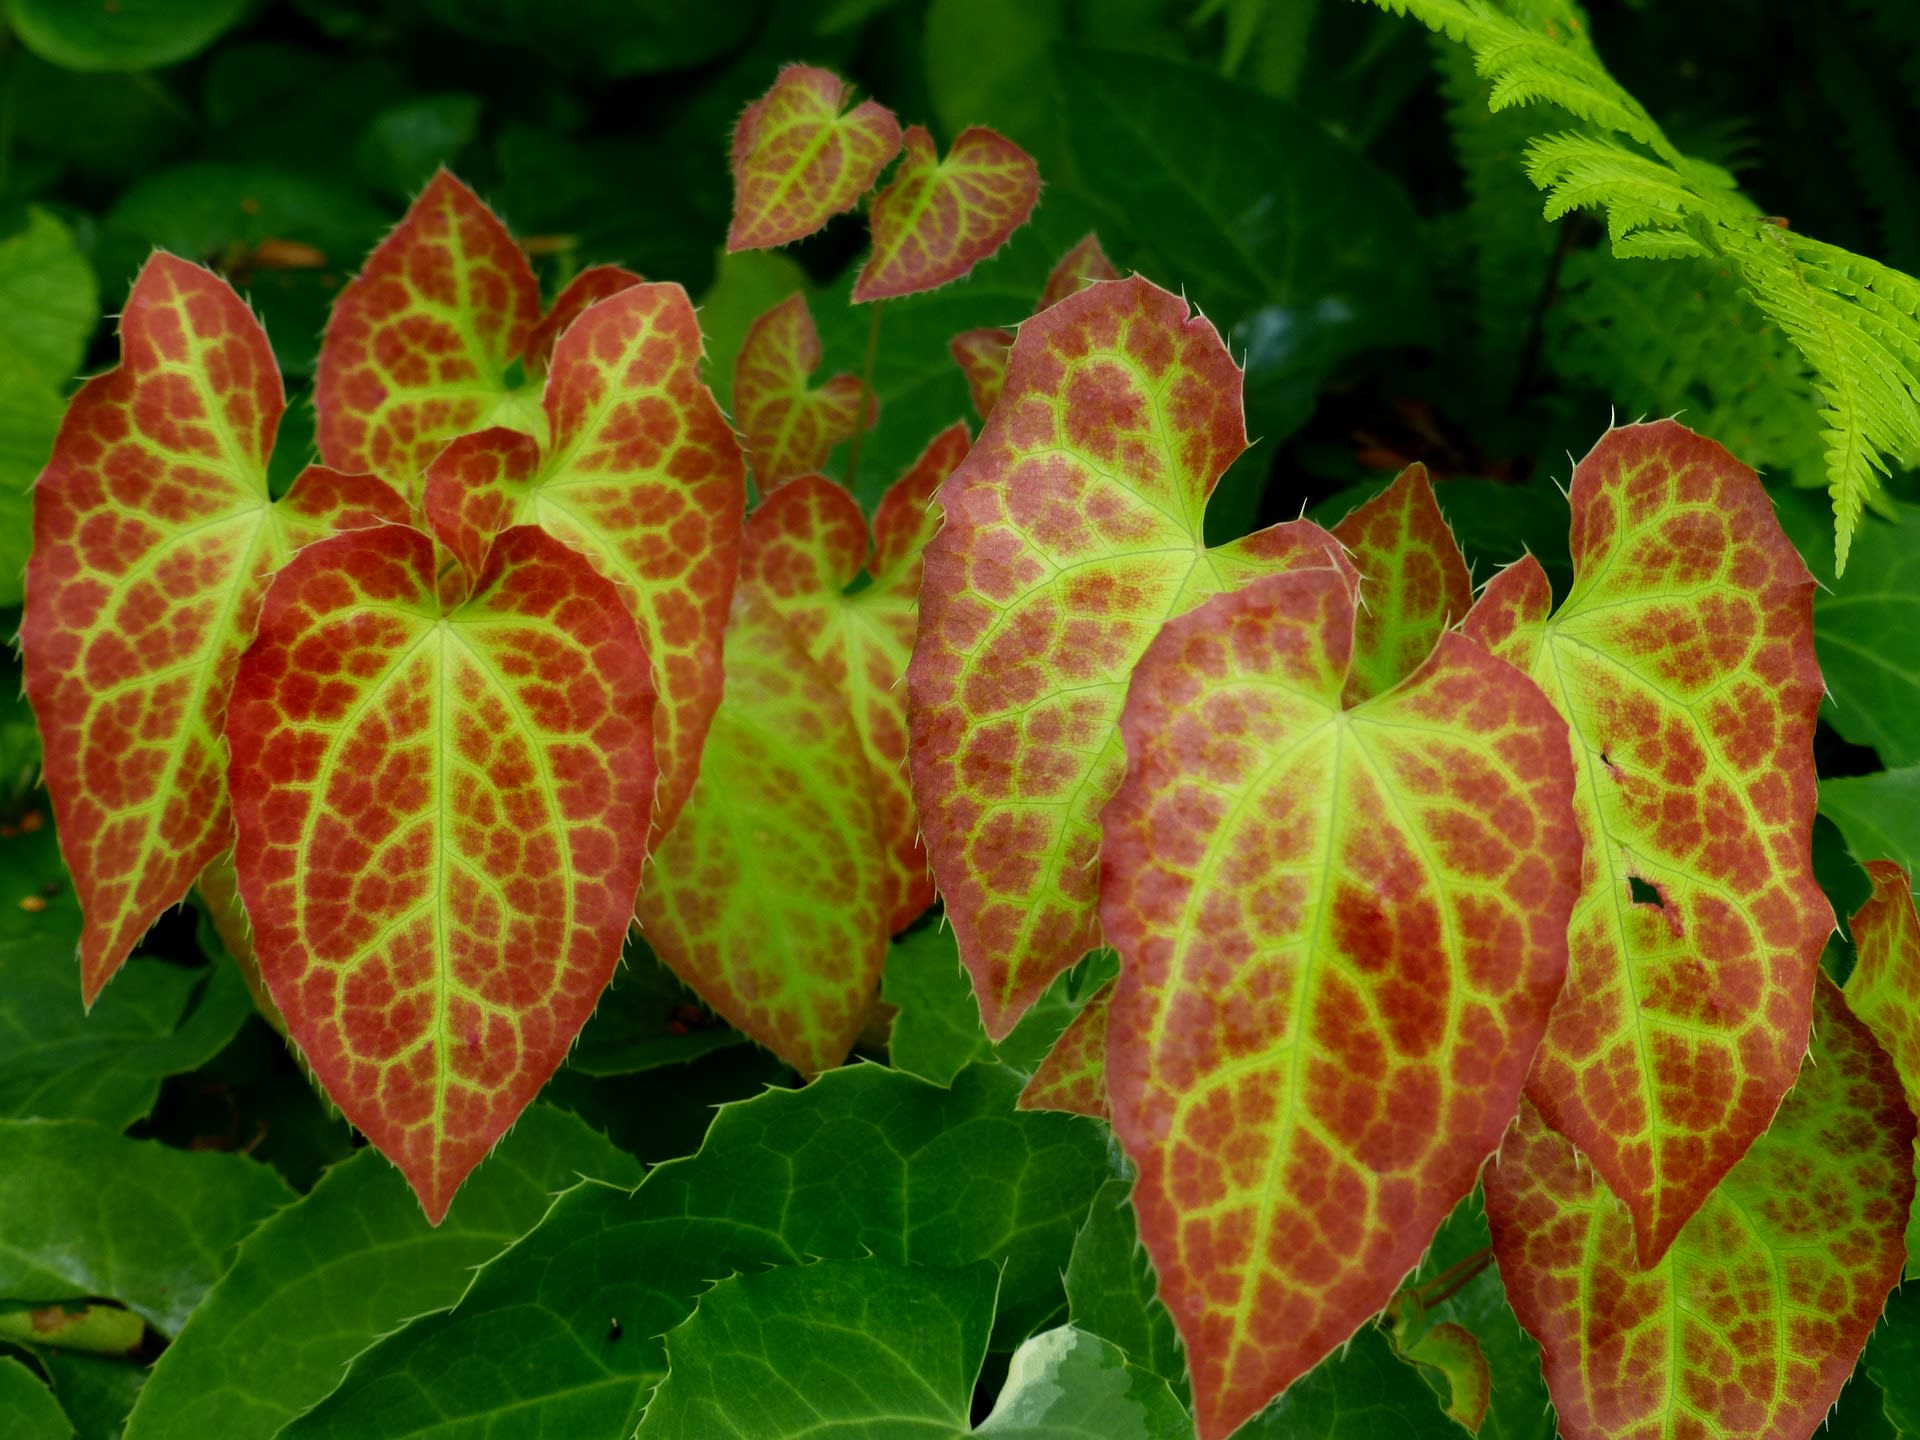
[696,250,812,413]
[640,1259,1188,1439]
[0,1120,293,1335]
[38,1353,143,1440]
[565,942,747,1077]
[1236,1325,1456,1439]
[0,1356,70,1440]
[1825,768,1920,877]
[0,208,97,390]
[355,94,481,198]
[287,1065,1111,1440]
[123,1105,640,1440]
[1064,1179,1187,1405]
[4,0,249,71]
[1865,1283,1920,1437]
[0,823,251,1129]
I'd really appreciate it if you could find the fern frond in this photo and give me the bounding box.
[1359,0,1920,571]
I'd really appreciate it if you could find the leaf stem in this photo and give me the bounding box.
[843,299,884,495]
[1410,1244,1496,1310]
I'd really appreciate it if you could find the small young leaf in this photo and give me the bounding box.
[1485,978,1913,1440]
[732,292,872,492]
[421,282,745,838]
[314,171,640,502]
[634,592,889,1076]
[22,254,406,1003]
[854,126,1041,302]
[951,326,1014,421]
[1100,566,1580,1440]
[1038,233,1122,311]
[1844,861,1920,1278]
[1330,462,1474,705]
[908,274,1352,1039]
[741,422,969,930]
[1462,420,1830,1265]
[1017,980,1110,1119]
[225,525,658,1221]
[727,65,902,252]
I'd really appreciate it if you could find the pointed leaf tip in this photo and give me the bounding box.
[853,126,1040,302]
[23,253,404,1004]
[226,523,659,1222]
[728,65,902,252]
[1102,568,1580,1440]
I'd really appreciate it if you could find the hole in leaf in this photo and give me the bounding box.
[1628,876,1663,908]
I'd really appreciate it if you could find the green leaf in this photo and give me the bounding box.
[0,823,252,1130]
[287,1065,1112,1440]
[123,1105,640,1440]
[0,1356,70,1440]
[637,1259,1001,1438]
[4,0,248,71]
[1064,1180,1187,1405]
[1866,1284,1920,1437]
[1825,768,1920,881]
[0,380,62,608]
[0,208,97,390]
[418,0,755,74]
[354,94,481,199]
[640,1258,1188,1440]
[0,1120,293,1335]
[38,1353,143,1440]
[1236,1325,1455,1438]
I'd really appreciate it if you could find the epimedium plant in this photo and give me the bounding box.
[10,19,1920,1440]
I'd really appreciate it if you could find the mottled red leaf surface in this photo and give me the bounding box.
[733,293,873,493]
[1017,980,1111,1119]
[1038,232,1120,311]
[1101,566,1580,1440]
[22,254,405,1004]
[1845,861,1920,1276]
[422,282,745,838]
[314,171,639,501]
[225,523,657,1221]
[740,423,968,932]
[1463,420,1829,1265]
[635,591,889,1075]
[727,65,901,252]
[908,275,1352,1039]
[853,126,1040,302]
[950,327,1013,423]
[1331,463,1474,705]
[1486,978,1912,1440]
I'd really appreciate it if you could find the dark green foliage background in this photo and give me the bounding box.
[3,0,1920,1436]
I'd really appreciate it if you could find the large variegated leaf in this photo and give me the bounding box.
[907,274,1352,1039]
[853,126,1040,302]
[314,170,638,500]
[421,282,745,837]
[635,591,889,1076]
[1100,566,1580,1440]
[741,423,968,932]
[22,253,406,1004]
[732,292,872,493]
[948,233,1121,424]
[727,65,901,252]
[224,524,658,1221]
[1330,462,1474,705]
[1485,978,1912,1440]
[1846,860,1920,1277]
[1462,420,1829,1263]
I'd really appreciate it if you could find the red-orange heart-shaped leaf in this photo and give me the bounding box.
[727,65,902,252]
[22,253,405,1005]
[907,275,1352,1039]
[422,283,745,838]
[315,172,640,503]
[1331,462,1474,705]
[635,589,890,1075]
[225,523,658,1222]
[853,126,1040,303]
[1016,979,1111,1119]
[740,423,969,932]
[1038,232,1120,311]
[733,293,874,493]
[1102,566,1580,1440]
[950,327,1013,422]
[1486,977,1912,1440]
[1462,420,1830,1264]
